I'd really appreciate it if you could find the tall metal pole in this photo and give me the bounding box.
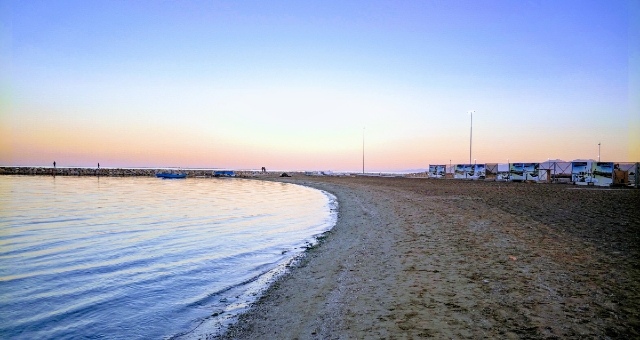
[362,127,365,174]
[468,110,476,164]
[598,142,601,162]
[467,110,477,164]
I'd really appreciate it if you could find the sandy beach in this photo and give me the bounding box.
[217,176,639,339]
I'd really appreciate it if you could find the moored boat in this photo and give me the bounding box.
[155,173,187,179]
[213,170,235,177]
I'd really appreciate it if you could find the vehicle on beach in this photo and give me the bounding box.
[156,172,187,179]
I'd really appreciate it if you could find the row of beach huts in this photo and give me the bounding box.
[426,161,639,187]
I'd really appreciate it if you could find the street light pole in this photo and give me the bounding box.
[362,127,365,174]
[598,142,601,162]
[469,110,475,164]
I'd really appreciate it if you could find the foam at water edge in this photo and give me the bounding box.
[175,190,338,339]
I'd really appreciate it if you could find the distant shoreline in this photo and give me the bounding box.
[2,166,638,189]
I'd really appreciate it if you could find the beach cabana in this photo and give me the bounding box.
[571,161,594,185]
[593,162,615,186]
[508,163,540,182]
[454,164,472,179]
[496,163,511,181]
[571,161,614,186]
[454,164,485,180]
[428,165,446,178]
[474,164,486,180]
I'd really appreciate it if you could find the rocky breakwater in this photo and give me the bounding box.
[0,167,161,177]
[0,167,298,178]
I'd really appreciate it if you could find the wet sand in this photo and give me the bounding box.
[220,176,639,339]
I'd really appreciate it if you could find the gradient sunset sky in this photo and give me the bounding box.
[2,0,639,172]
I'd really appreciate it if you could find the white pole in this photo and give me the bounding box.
[468,110,475,164]
[470,111,473,164]
[362,127,365,174]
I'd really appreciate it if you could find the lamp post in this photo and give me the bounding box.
[598,142,601,162]
[468,110,476,164]
[362,127,365,174]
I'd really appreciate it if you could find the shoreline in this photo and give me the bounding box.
[178,186,339,340]
[219,176,639,338]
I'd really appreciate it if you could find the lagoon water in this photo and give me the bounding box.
[0,175,336,339]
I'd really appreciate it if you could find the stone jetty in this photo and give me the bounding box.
[0,167,286,178]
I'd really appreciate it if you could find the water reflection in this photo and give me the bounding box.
[0,176,336,339]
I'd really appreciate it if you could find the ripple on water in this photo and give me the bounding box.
[0,176,337,339]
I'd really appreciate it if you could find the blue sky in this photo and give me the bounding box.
[1,0,638,171]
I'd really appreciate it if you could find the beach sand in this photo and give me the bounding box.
[220,176,639,339]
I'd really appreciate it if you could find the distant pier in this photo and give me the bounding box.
[0,167,280,178]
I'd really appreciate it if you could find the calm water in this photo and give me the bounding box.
[0,175,337,339]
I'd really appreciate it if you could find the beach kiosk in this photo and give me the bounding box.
[428,165,446,178]
[508,163,541,182]
[571,161,594,185]
[571,161,595,185]
[509,163,525,181]
[593,162,615,186]
[496,163,511,181]
[571,161,617,186]
[454,164,473,179]
[454,164,485,180]
[523,163,540,182]
[473,164,486,180]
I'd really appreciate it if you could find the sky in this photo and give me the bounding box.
[1,0,639,172]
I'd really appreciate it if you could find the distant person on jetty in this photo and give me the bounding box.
[98,163,100,169]
[53,161,56,168]
[261,167,266,173]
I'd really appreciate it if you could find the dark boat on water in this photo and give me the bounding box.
[155,173,187,179]
[213,170,235,177]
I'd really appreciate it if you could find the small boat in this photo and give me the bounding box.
[156,173,187,179]
[213,170,235,177]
